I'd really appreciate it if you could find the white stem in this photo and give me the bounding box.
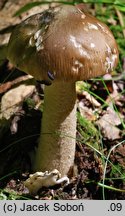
[34,81,76,176]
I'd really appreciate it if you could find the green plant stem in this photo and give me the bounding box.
[102,140,125,200]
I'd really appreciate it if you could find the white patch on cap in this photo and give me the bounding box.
[88,23,98,30]
[105,54,117,73]
[29,36,35,47]
[81,14,86,19]
[106,44,112,54]
[90,43,95,48]
[37,44,44,51]
[74,60,83,67]
[44,25,49,30]
[113,48,117,54]
[34,30,44,51]
[83,26,89,31]
[36,36,43,47]
[72,60,83,74]
[76,7,86,19]
[97,23,110,35]
[34,29,42,40]
[29,29,44,51]
[70,35,90,59]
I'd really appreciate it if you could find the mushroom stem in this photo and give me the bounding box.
[34,81,76,176]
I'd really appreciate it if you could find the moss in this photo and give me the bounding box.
[77,112,100,152]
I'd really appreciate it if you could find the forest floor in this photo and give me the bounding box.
[0,0,125,200]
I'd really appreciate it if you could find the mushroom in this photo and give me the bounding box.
[24,169,69,195]
[7,4,119,177]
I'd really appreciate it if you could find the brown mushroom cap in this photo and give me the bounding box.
[7,4,119,82]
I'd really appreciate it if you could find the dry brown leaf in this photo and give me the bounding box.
[106,82,120,104]
[96,107,122,140]
[78,101,97,121]
[108,16,117,25]
[0,75,33,94]
[0,84,35,119]
[82,91,101,107]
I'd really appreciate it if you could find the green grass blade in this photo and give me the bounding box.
[98,182,125,193]
[116,5,125,12]
[0,171,17,181]
[102,140,125,199]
